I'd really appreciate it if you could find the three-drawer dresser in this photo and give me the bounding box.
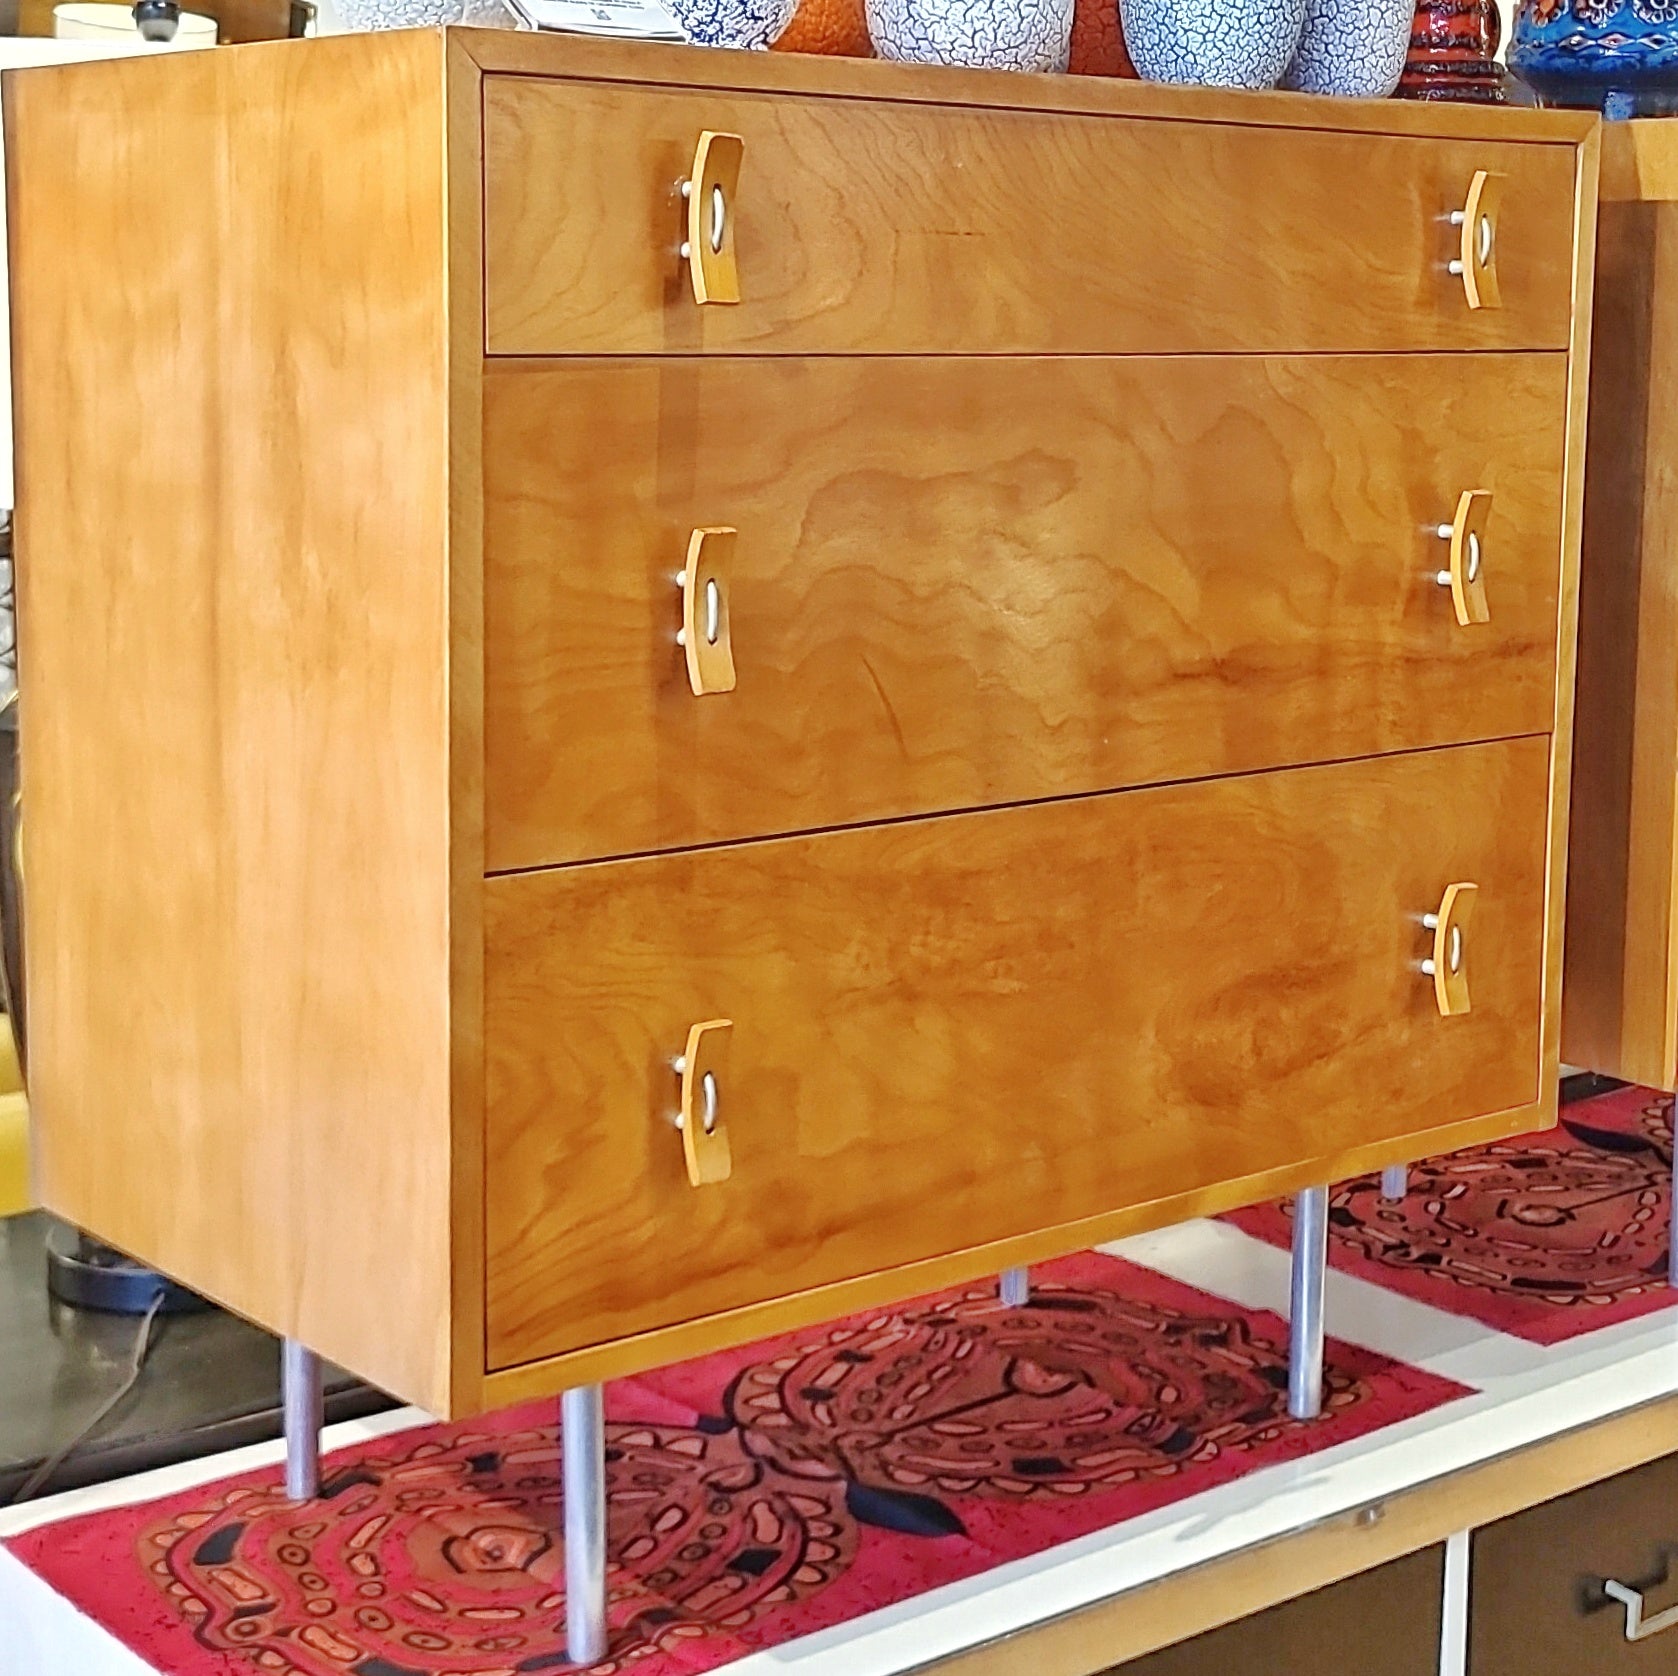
[5,28,1597,1459]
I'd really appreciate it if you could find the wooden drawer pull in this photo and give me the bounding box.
[1435,489,1492,626]
[1606,1577,1678,1641]
[1421,881,1477,1017]
[674,1019,732,1187]
[1449,170,1503,310]
[676,527,737,696]
[680,131,743,306]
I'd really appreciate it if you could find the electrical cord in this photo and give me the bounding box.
[8,1291,166,1505]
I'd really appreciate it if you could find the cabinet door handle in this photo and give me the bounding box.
[674,1019,732,1186]
[676,527,737,696]
[1605,1579,1678,1641]
[1435,489,1492,626]
[680,131,743,306]
[1421,882,1477,1016]
[1449,170,1503,310]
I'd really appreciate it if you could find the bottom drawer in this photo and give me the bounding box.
[1110,1546,1445,1675]
[1471,1451,1678,1675]
[485,737,1550,1372]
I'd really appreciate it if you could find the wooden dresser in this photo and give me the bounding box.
[4,32,1597,1418]
[1562,123,1678,1091]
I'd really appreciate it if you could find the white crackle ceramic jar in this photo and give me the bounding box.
[670,0,799,43]
[867,0,1074,70]
[1281,0,1412,94]
[1118,0,1306,84]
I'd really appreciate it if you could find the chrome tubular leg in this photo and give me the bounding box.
[564,1383,608,1666]
[1380,1164,1409,1202]
[1288,1185,1330,1422]
[282,1339,322,1502]
[999,1266,1029,1307]
[1669,1140,1678,1288]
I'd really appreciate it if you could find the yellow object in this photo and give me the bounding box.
[0,1014,31,1217]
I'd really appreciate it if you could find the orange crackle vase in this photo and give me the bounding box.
[772,0,874,53]
[1069,0,1138,71]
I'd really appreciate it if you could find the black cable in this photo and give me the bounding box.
[9,1291,166,1505]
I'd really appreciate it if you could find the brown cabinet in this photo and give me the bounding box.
[1471,1451,1678,1675]
[1112,1547,1445,1676]
[4,31,1596,1416]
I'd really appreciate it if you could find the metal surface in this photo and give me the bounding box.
[1669,1147,1678,1289]
[1605,1577,1678,1642]
[564,1383,608,1665]
[1288,1185,1329,1421]
[1380,1164,1409,1202]
[282,1338,323,1502]
[0,1212,389,1501]
[999,1266,1029,1307]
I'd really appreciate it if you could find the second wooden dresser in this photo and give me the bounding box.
[5,32,1598,1416]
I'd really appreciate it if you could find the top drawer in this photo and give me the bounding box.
[484,78,1580,357]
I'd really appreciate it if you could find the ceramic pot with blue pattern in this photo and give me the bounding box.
[1511,0,1678,114]
[1281,0,1413,92]
[866,0,1074,70]
[671,0,798,47]
[1118,0,1307,85]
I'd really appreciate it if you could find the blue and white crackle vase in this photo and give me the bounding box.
[671,0,799,47]
[1281,0,1413,94]
[866,0,1075,70]
[1511,0,1678,115]
[1118,0,1307,86]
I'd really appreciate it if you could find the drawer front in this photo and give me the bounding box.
[483,78,1578,356]
[485,737,1549,1370]
[1111,1547,1445,1675]
[485,353,1568,871]
[1471,1452,1678,1676]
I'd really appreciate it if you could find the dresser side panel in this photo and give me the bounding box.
[5,34,458,1410]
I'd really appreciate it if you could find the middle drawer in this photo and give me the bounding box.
[485,353,1567,871]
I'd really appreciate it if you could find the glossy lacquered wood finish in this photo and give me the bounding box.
[485,737,1549,1371]
[1563,124,1678,1089]
[3,32,466,1412]
[485,353,1568,869]
[484,76,1580,357]
[6,30,1598,1417]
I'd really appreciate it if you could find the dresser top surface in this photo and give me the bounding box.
[2,23,1599,146]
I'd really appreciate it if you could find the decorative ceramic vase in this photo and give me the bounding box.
[1118,0,1307,86]
[671,0,798,45]
[1068,0,1139,71]
[1395,0,1507,98]
[1281,0,1412,92]
[773,0,873,52]
[1510,0,1678,115]
[866,0,1073,70]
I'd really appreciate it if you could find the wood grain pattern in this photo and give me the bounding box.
[919,1389,1678,1676]
[1560,194,1678,1088]
[485,353,1569,870]
[5,32,462,1414]
[485,737,1550,1373]
[484,76,1580,356]
[458,30,1596,148]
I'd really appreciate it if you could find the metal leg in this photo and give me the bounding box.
[564,1384,608,1666]
[999,1266,1029,1307]
[282,1339,322,1502]
[1669,1139,1678,1288]
[1288,1186,1329,1421]
[1380,1163,1409,1202]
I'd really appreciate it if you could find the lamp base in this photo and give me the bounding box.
[45,1223,210,1316]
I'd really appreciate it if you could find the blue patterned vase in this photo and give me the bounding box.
[1281,0,1413,92]
[1118,0,1307,85]
[1511,0,1678,114]
[866,0,1074,68]
[670,0,798,45]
